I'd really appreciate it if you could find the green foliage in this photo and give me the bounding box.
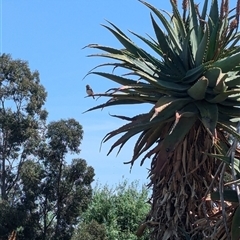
[73,180,150,240]
[15,119,95,240]
[47,119,83,154]
[0,200,26,239]
[16,158,94,240]
[0,54,47,200]
[72,220,107,240]
[0,54,95,240]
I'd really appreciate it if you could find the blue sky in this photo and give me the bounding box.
[1,0,237,187]
[0,0,200,187]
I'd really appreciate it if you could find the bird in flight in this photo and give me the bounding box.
[86,84,95,99]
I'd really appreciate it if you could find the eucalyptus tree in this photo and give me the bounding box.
[18,119,95,240]
[0,54,47,201]
[0,54,47,238]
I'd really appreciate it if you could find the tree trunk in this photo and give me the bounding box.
[1,132,8,201]
[55,160,63,239]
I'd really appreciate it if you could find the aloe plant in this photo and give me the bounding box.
[85,0,240,239]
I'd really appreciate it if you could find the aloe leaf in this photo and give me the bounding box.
[229,93,240,101]
[128,70,190,91]
[144,99,192,127]
[200,0,209,22]
[128,57,157,75]
[197,0,209,41]
[194,101,218,136]
[181,65,205,83]
[90,71,165,92]
[126,51,160,74]
[113,57,155,77]
[207,20,220,60]
[115,83,163,95]
[219,120,239,129]
[178,103,199,116]
[105,20,131,40]
[102,23,155,63]
[180,28,194,70]
[212,52,240,73]
[217,17,228,49]
[106,93,157,103]
[225,75,240,88]
[204,67,221,87]
[208,0,219,33]
[91,72,140,86]
[86,44,124,55]
[133,67,180,83]
[231,118,240,123]
[229,32,240,49]
[207,20,221,60]
[152,115,197,174]
[103,112,176,158]
[85,62,124,74]
[150,97,190,121]
[207,89,240,103]
[83,99,146,114]
[195,24,209,66]
[102,113,151,142]
[137,124,164,156]
[218,113,239,128]
[106,124,152,156]
[130,30,164,59]
[213,73,228,93]
[149,14,185,73]
[207,1,222,60]
[86,54,136,69]
[129,33,182,78]
[133,129,150,153]
[189,0,199,60]
[150,13,172,52]
[87,51,146,71]
[220,99,240,107]
[129,31,164,66]
[217,122,240,142]
[187,77,208,100]
[204,153,240,174]
[133,127,158,157]
[218,106,240,118]
[170,0,186,39]
[130,124,166,164]
[211,190,239,202]
[222,47,240,59]
[139,0,182,53]
[151,96,176,121]
[231,206,240,240]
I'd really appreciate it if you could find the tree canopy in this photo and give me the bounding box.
[0,54,47,201]
[0,54,95,240]
[72,180,150,240]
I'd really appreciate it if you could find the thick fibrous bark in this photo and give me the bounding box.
[147,123,237,239]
